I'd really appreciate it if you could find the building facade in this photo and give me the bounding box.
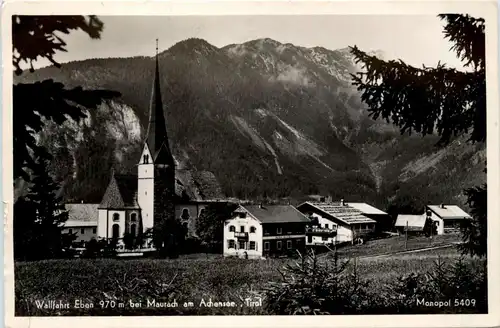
[297,200,377,245]
[223,205,310,259]
[426,205,471,235]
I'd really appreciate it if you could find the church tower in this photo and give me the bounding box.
[138,39,176,243]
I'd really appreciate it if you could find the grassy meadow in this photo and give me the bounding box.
[15,235,484,316]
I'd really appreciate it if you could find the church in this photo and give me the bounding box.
[90,41,228,249]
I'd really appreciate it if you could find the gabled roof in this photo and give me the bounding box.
[395,214,426,230]
[63,203,99,227]
[297,202,376,225]
[236,205,311,224]
[99,174,139,209]
[347,202,388,216]
[427,205,472,219]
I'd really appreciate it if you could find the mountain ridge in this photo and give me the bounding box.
[14,37,485,211]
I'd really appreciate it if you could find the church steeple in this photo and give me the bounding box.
[145,39,173,165]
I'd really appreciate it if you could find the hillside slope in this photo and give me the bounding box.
[14,38,486,210]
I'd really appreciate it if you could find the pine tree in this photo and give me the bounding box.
[350,14,486,257]
[14,155,72,260]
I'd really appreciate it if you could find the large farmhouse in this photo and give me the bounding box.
[223,205,310,259]
[61,203,99,244]
[296,200,377,245]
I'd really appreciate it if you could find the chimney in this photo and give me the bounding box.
[440,204,445,209]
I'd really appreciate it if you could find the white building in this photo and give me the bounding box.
[297,200,377,245]
[223,205,311,259]
[426,204,472,234]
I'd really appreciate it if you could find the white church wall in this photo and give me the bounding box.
[97,209,108,239]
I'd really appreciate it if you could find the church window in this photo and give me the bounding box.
[181,208,190,221]
[229,225,235,232]
[250,226,256,233]
[143,154,149,164]
[130,224,137,238]
[131,213,137,222]
[113,213,120,222]
[112,224,120,239]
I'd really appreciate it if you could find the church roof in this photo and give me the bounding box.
[99,174,139,209]
[145,40,174,165]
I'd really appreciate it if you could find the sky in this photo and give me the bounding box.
[29,15,466,70]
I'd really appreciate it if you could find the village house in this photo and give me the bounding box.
[394,214,426,234]
[61,203,99,246]
[223,205,311,259]
[426,204,472,234]
[347,202,393,232]
[296,199,377,245]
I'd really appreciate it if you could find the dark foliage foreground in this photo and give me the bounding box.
[265,249,487,315]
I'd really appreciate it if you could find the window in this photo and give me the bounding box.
[181,208,190,221]
[143,154,149,164]
[81,228,85,234]
[112,224,120,239]
[250,226,256,233]
[240,226,245,233]
[228,240,235,249]
[277,241,282,250]
[287,240,292,249]
[238,241,245,249]
[249,241,256,250]
[229,225,235,232]
[113,213,120,222]
[307,235,313,243]
[92,228,97,234]
[131,213,137,222]
[264,242,270,251]
[325,223,329,229]
[322,236,328,241]
[277,227,282,235]
[69,229,73,234]
[130,224,137,237]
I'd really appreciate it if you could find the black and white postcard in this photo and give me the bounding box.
[2,1,500,327]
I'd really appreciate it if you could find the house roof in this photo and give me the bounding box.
[63,203,99,227]
[297,202,376,225]
[347,202,388,216]
[395,214,426,230]
[427,205,472,219]
[64,221,98,228]
[238,205,311,224]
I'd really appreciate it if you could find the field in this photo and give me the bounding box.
[15,235,484,316]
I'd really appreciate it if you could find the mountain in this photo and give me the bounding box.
[14,38,486,211]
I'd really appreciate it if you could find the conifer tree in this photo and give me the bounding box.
[14,155,72,260]
[350,14,486,257]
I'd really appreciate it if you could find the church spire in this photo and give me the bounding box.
[145,38,173,164]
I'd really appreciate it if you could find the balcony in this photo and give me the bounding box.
[306,226,337,237]
[234,232,249,240]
